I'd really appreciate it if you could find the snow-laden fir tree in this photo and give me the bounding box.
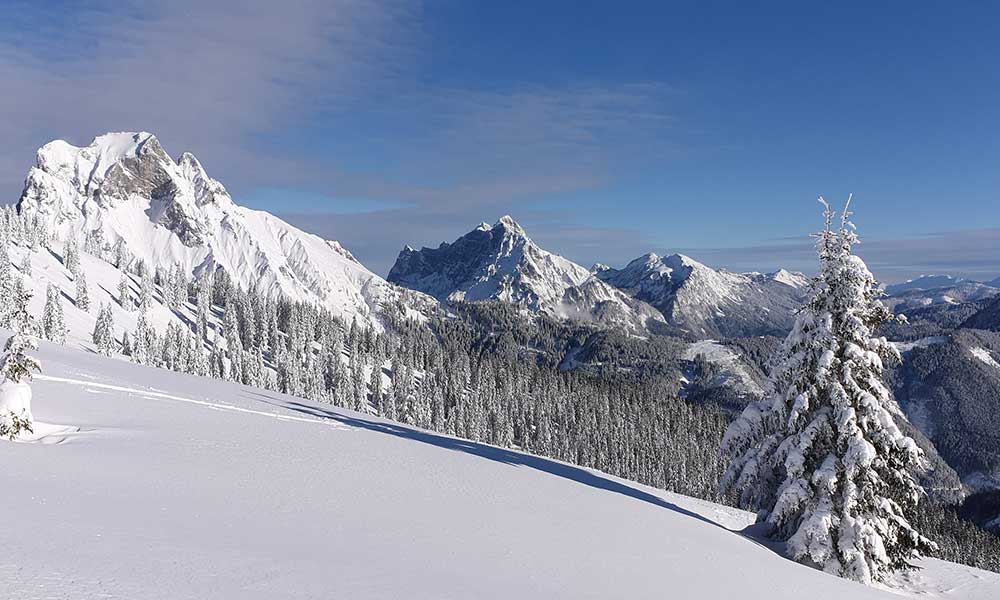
[118,273,134,311]
[75,268,90,312]
[92,304,116,355]
[132,311,152,365]
[223,305,243,383]
[0,331,41,440]
[19,253,31,277]
[139,271,153,313]
[63,238,80,275]
[0,242,12,326]
[720,197,935,584]
[42,284,67,345]
[0,292,41,441]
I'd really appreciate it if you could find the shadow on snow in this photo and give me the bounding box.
[254,391,728,532]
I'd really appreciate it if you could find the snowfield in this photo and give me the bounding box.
[3,342,999,599]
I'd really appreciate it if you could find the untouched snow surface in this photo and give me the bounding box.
[3,342,999,599]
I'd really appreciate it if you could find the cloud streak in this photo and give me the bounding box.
[0,0,418,198]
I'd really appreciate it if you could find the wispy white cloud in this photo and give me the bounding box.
[0,0,419,198]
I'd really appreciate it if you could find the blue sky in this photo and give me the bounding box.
[1,1,998,281]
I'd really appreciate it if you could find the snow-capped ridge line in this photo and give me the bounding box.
[17,131,433,329]
[389,216,666,334]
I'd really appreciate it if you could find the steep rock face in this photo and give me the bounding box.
[17,132,434,327]
[596,252,809,338]
[388,217,666,334]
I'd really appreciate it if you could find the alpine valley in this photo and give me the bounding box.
[4,132,1000,596]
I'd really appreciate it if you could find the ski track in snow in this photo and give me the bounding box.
[34,374,354,431]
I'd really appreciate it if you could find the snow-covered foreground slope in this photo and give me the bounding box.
[3,343,999,599]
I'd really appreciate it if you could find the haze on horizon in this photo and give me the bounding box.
[1,1,997,283]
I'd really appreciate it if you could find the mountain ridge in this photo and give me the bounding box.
[389,216,668,335]
[17,131,435,329]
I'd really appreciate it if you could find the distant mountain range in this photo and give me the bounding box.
[389,217,811,338]
[387,216,668,335]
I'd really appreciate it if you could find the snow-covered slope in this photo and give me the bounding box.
[17,132,434,328]
[9,239,195,351]
[388,217,666,334]
[597,252,810,338]
[4,341,997,599]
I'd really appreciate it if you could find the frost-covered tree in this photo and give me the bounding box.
[0,243,12,326]
[42,284,67,344]
[6,276,35,335]
[0,331,41,440]
[223,305,243,382]
[132,312,152,365]
[63,238,80,274]
[118,273,134,311]
[19,253,31,277]
[92,304,116,355]
[195,274,212,342]
[139,271,153,313]
[720,197,935,584]
[75,268,91,312]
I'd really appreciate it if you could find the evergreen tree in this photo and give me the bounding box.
[720,198,935,584]
[118,273,134,311]
[0,243,12,327]
[75,268,91,312]
[139,271,153,313]
[120,330,132,357]
[196,276,211,341]
[132,312,152,365]
[19,253,31,277]
[63,238,80,274]
[92,304,116,355]
[42,284,67,344]
[223,305,243,382]
[0,330,41,440]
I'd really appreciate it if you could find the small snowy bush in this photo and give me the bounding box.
[0,332,41,440]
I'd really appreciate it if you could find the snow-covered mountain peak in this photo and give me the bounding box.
[389,217,666,334]
[17,131,433,328]
[597,251,810,338]
[767,268,811,289]
[34,132,159,200]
